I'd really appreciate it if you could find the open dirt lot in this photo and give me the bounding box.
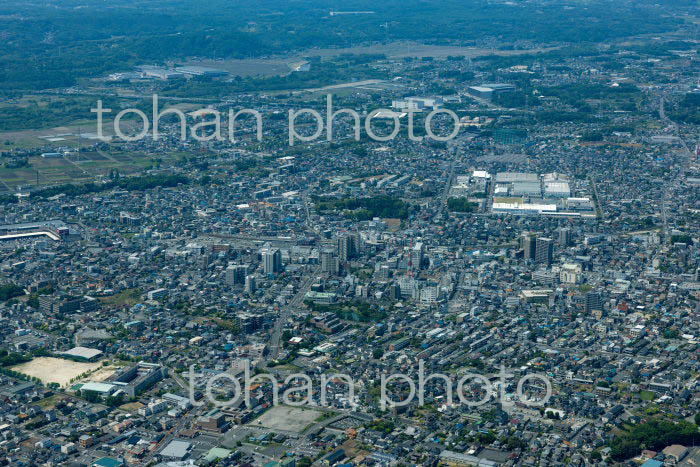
[249,406,323,433]
[11,357,106,387]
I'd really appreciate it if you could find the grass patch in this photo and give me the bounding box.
[100,288,142,307]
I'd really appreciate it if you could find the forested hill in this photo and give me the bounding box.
[0,0,691,91]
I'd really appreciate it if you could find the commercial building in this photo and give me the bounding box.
[392,96,443,111]
[520,289,555,306]
[159,440,192,459]
[197,410,228,433]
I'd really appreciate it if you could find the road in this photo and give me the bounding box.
[267,266,320,361]
[62,155,90,175]
[203,233,334,250]
[302,189,312,228]
[37,88,222,103]
[657,95,692,242]
[588,175,603,219]
[437,157,456,219]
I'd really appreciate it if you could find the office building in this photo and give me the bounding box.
[535,237,553,266]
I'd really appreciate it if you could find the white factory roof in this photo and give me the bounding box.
[80,382,115,394]
[544,181,571,194]
[495,172,539,183]
[62,346,103,360]
[371,110,406,119]
[160,440,192,459]
[493,203,556,212]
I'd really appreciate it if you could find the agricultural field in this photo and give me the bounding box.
[0,148,179,192]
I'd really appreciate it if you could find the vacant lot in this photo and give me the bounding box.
[12,357,105,387]
[249,406,323,433]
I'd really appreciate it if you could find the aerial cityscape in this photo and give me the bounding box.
[2,1,700,466]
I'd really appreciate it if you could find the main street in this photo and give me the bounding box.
[267,266,320,361]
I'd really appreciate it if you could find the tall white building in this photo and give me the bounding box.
[411,242,424,270]
[261,243,282,275]
[419,286,439,304]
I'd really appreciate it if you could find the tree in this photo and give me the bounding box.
[0,283,24,301]
[447,197,477,213]
[105,392,125,407]
[81,389,101,403]
[609,419,700,461]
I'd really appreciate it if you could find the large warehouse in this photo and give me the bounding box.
[545,181,571,198]
[467,83,516,100]
[512,181,542,196]
[495,172,539,183]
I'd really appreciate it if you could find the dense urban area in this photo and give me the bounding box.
[2,1,700,466]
